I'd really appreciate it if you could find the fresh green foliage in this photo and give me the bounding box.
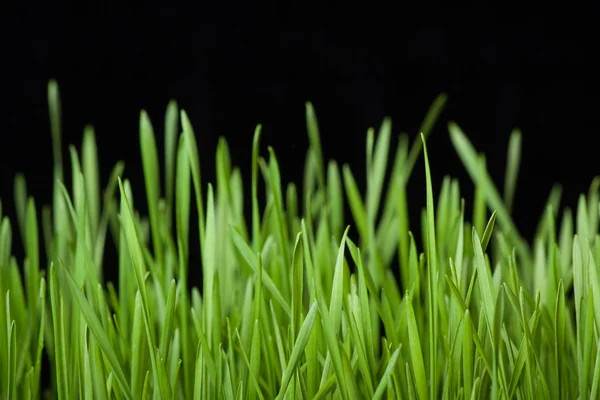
[1,80,599,399]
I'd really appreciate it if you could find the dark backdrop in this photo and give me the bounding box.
[1,4,598,279]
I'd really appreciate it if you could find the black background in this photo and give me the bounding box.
[1,5,599,279]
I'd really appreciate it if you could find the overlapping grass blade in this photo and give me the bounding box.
[373,345,401,400]
[449,122,529,260]
[276,301,318,399]
[61,266,132,399]
[230,227,291,316]
[406,292,428,400]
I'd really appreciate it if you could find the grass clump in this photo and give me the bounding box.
[0,80,598,399]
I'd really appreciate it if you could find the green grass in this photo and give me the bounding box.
[1,80,598,399]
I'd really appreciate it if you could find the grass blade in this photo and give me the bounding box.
[422,133,438,399]
[449,122,529,260]
[503,129,522,212]
[406,292,428,400]
[373,345,402,400]
[230,226,291,316]
[164,100,179,231]
[61,267,132,399]
[276,301,319,399]
[140,111,163,273]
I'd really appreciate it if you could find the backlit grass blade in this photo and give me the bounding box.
[535,185,563,243]
[13,173,27,243]
[203,184,218,351]
[305,102,326,191]
[590,337,600,400]
[481,210,497,253]
[330,227,350,334]
[61,267,132,399]
[366,118,391,224]
[449,122,529,260]
[0,218,11,268]
[95,160,125,267]
[118,179,170,399]
[377,135,408,262]
[422,133,438,399]
[48,80,67,237]
[269,300,287,375]
[229,226,291,316]
[404,93,448,181]
[31,278,46,398]
[190,307,216,378]
[291,232,304,340]
[5,293,16,400]
[276,301,318,399]
[462,310,474,396]
[82,324,93,400]
[503,129,522,212]
[473,229,495,335]
[180,110,205,249]
[25,198,40,317]
[130,292,146,398]
[248,312,261,400]
[48,265,68,400]
[406,293,428,400]
[587,246,600,334]
[395,173,411,290]
[175,137,192,398]
[235,328,265,400]
[342,165,368,246]
[140,110,164,273]
[354,256,376,373]
[473,155,487,240]
[588,178,600,237]
[164,100,179,231]
[56,180,100,289]
[82,125,101,238]
[573,237,585,329]
[251,125,262,251]
[175,135,191,261]
[327,161,344,241]
[454,201,466,291]
[315,274,350,399]
[159,279,177,359]
[347,276,374,397]
[373,345,401,400]
[268,147,291,265]
[554,279,566,398]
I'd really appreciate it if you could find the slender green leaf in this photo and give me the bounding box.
[277,301,319,399]
[61,267,132,399]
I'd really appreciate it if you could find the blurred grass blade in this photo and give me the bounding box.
[449,122,529,260]
[82,125,101,237]
[503,129,522,212]
[404,93,448,181]
[140,111,163,271]
[306,102,326,191]
[164,100,179,231]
